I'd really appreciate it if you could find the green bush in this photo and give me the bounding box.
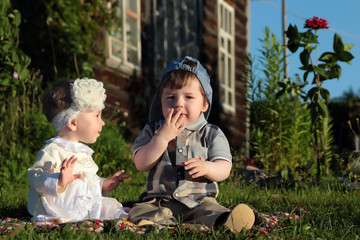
[90,120,135,177]
[249,27,315,177]
[0,0,31,98]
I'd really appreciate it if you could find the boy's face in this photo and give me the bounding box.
[161,78,209,127]
[73,109,105,143]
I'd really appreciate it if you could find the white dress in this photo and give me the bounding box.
[27,136,128,223]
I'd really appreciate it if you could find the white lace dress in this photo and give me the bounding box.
[27,136,128,223]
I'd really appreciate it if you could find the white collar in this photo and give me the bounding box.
[45,136,94,154]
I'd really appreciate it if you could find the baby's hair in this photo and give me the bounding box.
[43,79,75,122]
[160,59,206,98]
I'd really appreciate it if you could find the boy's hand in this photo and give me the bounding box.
[58,155,82,187]
[183,157,209,179]
[156,108,185,142]
[183,158,232,182]
[102,170,131,192]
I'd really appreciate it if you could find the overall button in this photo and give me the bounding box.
[178,148,183,153]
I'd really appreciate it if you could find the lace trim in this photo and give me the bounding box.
[46,136,94,154]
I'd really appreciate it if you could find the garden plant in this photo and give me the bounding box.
[278,16,354,178]
[248,27,314,178]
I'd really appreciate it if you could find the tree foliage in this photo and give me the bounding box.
[10,0,119,85]
[0,0,31,98]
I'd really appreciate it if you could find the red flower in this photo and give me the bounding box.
[304,16,329,29]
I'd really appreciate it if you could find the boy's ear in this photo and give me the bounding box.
[201,100,209,113]
[67,119,77,131]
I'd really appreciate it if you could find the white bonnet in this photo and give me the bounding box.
[51,77,106,132]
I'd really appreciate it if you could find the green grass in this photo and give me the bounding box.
[1,174,360,239]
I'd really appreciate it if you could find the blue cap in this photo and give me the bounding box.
[149,56,213,122]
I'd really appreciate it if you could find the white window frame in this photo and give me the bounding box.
[106,0,141,75]
[218,0,235,113]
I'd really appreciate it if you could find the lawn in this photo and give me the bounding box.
[1,169,360,239]
[0,104,359,239]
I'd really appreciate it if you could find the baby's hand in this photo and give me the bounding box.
[183,157,208,179]
[58,155,82,187]
[102,170,131,192]
[156,108,185,142]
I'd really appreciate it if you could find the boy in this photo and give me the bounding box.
[28,78,130,223]
[130,56,255,232]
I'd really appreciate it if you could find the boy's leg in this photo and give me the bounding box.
[181,197,255,232]
[182,197,230,227]
[128,198,177,225]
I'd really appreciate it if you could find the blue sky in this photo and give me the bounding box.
[250,0,360,99]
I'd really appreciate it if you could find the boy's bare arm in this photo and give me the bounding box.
[134,108,185,172]
[134,134,169,171]
[183,158,231,182]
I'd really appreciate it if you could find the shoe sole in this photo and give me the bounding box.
[224,204,255,232]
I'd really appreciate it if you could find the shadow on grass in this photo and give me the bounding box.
[0,205,31,219]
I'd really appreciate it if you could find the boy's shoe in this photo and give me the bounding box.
[224,204,255,232]
[137,219,155,226]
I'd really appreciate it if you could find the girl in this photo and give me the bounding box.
[28,78,130,224]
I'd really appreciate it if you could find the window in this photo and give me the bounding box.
[218,0,235,113]
[106,0,141,74]
[152,0,202,79]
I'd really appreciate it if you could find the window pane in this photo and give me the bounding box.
[220,88,225,103]
[156,57,165,79]
[228,92,232,106]
[220,53,225,84]
[127,47,138,64]
[188,34,196,55]
[221,5,224,29]
[225,8,228,32]
[156,16,164,41]
[126,0,137,13]
[126,15,137,46]
[180,6,186,49]
[227,39,231,53]
[167,0,174,23]
[112,2,123,39]
[111,39,123,60]
[228,12,232,34]
[227,57,232,87]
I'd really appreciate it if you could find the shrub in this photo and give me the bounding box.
[249,27,314,177]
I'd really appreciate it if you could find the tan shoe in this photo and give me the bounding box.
[224,204,255,232]
[137,219,155,226]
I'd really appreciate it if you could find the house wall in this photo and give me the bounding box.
[94,0,250,152]
[201,0,249,153]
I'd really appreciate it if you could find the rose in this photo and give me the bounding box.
[304,16,329,29]
[284,17,354,102]
[277,16,354,178]
[72,78,107,111]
